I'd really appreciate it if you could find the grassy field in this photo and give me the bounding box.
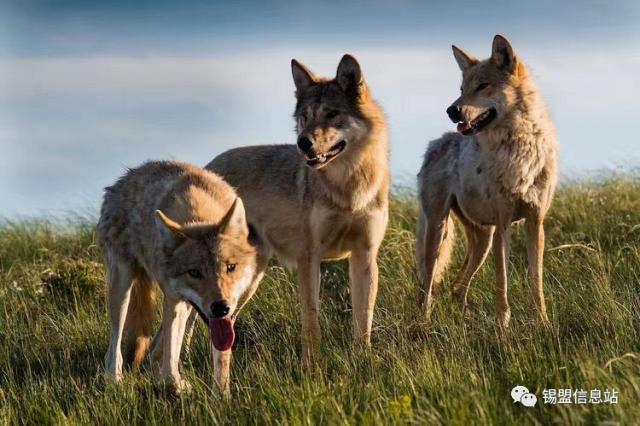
[0,177,638,425]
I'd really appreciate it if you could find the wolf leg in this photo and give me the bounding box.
[149,323,164,377]
[349,247,380,347]
[297,251,321,368]
[104,260,134,381]
[160,296,192,393]
[212,345,232,398]
[525,217,549,323]
[492,224,512,329]
[418,212,451,320]
[452,221,493,311]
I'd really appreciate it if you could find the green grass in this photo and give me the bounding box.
[1,177,639,425]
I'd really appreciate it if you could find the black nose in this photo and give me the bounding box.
[297,136,313,153]
[211,301,230,319]
[446,105,462,123]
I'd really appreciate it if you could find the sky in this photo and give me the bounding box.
[0,0,639,218]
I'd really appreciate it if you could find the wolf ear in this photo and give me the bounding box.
[336,54,363,94]
[491,34,516,73]
[219,198,249,237]
[291,59,316,93]
[452,45,478,72]
[156,210,186,250]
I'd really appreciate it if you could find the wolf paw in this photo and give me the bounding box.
[165,377,192,395]
[104,370,124,383]
[496,308,511,331]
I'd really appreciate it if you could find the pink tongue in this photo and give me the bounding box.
[209,318,235,351]
[457,121,472,133]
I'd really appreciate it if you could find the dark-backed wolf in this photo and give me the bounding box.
[416,35,558,329]
[204,55,389,365]
[98,161,265,394]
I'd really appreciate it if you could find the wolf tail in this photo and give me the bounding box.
[416,207,456,290]
[123,272,156,368]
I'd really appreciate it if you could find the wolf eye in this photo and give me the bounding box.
[187,269,203,279]
[226,263,236,273]
[475,83,489,93]
[325,110,339,119]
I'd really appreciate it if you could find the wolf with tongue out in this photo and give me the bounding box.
[98,161,266,396]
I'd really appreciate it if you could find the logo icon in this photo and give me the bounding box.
[512,385,537,407]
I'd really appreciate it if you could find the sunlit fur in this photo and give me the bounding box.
[200,54,390,367]
[97,161,266,395]
[416,35,558,329]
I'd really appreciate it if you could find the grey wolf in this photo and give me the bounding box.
[416,35,558,328]
[97,161,265,394]
[203,54,389,366]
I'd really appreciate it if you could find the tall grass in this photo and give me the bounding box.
[0,177,638,424]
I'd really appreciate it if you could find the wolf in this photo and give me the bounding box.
[199,54,389,366]
[416,35,558,328]
[97,161,265,394]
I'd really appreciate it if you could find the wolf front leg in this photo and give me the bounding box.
[492,223,512,330]
[104,261,134,381]
[349,247,379,347]
[349,209,387,346]
[212,345,232,398]
[525,214,549,324]
[160,297,193,394]
[296,250,322,368]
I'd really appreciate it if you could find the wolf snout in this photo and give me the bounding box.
[446,105,462,123]
[211,300,231,319]
[297,136,313,153]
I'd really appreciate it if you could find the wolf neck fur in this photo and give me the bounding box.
[476,70,556,200]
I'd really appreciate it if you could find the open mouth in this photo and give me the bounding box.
[456,108,497,135]
[188,299,235,351]
[306,140,347,168]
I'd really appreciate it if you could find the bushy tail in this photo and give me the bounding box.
[123,272,156,368]
[416,207,456,289]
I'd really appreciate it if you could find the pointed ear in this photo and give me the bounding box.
[291,59,316,93]
[452,45,478,72]
[336,54,363,93]
[218,198,248,237]
[491,34,516,72]
[156,210,186,249]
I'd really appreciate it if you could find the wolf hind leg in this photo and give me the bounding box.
[104,258,135,381]
[417,207,454,321]
[451,218,494,312]
[123,270,157,369]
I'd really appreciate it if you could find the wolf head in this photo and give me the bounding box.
[155,198,260,336]
[290,54,371,169]
[447,35,528,136]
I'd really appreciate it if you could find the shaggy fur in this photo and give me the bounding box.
[416,35,558,328]
[97,161,265,395]
[199,54,390,366]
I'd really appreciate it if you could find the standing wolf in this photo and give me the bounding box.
[98,161,265,394]
[416,35,557,328]
[204,55,389,365]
